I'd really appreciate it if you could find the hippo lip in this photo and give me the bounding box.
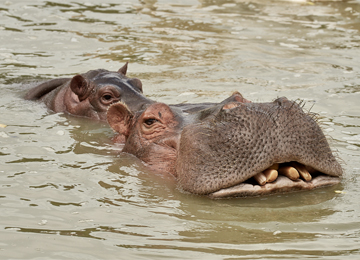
[208,162,341,199]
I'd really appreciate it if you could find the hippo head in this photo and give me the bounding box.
[67,62,152,121]
[107,93,343,198]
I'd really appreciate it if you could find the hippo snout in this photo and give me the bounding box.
[176,98,342,197]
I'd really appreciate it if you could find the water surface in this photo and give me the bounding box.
[1,0,360,259]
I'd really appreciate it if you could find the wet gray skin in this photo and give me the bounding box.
[107,94,343,198]
[25,62,154,122]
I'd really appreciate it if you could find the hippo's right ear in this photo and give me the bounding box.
[118,62,128,75]
[107,102,133,136]
[70,74,91,101]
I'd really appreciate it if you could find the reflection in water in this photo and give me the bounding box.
[0,0,360,259]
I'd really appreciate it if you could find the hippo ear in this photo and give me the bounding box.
[127,78,143,92]
[70,74,91,101]
[118,62,128,75]
[107,102,133,136]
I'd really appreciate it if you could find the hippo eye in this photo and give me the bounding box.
[144,118,158,126]
[101,93,117,104]
[103,94,113,101]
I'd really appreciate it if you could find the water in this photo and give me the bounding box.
[1,0,360,259]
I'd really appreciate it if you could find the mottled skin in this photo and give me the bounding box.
[107,93,343,198]
[25,63,153,121]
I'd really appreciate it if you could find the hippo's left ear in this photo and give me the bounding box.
[118,62,128,75]
[128,78,143,92]
[107,102,133,137]
[70,74,92,101]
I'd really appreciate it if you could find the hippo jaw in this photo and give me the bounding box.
[208,174,341,199]
[176,98,342,198]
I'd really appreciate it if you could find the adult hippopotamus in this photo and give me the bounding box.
[25,63,153,121]
[107,92,343,198]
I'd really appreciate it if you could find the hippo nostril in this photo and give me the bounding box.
[274,97,291,107]
[222,102,241,110]
[222,102,245,111]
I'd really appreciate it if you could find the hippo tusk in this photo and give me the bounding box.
[263,168,278,183]
[290,162,312,181]
[252,162,314,187]
[253,172,267,185]
[278,166,300,180]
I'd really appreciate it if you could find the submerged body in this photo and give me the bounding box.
[25,63,153,121]
[107,93,342,198]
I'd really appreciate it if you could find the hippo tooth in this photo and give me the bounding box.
[253,172,267,186]
[291,162,312,181]
[278,166,300,180]
[268,163,279,171]
[263,168,278,183]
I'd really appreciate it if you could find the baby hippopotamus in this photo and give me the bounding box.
[25,63,153,121]
[107,92,343,198]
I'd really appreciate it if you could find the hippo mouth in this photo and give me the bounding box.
[176,97,343,199]
[209,162,341,199]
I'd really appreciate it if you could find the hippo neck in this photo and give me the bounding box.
[42,83,71,112]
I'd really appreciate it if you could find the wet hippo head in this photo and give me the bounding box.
[107,93,343,198]
[65,62,151,121]
[25,62,153,121]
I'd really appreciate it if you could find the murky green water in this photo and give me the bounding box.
[1,0,360,259]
